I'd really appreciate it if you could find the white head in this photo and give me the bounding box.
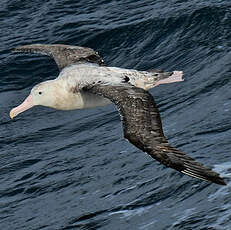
[10,80,65,119]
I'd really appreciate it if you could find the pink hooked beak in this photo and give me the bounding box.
[10,94,34,119]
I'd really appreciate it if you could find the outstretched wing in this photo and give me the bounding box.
[13,44,104,71]
[85,84,226,185]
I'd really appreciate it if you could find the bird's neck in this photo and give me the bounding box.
[50,79,84,110]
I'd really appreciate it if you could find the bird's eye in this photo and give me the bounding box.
[38,91,42,95]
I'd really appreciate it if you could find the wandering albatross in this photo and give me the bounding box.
[10,44,226,185]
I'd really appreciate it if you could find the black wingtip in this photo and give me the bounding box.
[205,173,226,185]
[181,167,227,186]
[12,45,36,53]
[212,177,226,186]
[12,45,30,53]
[155,146,227,186]
[12,47,19,53]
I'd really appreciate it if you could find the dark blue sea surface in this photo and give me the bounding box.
[1,1,231,229]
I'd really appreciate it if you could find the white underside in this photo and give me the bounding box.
[80,91,111,109]
[56,90,111,110]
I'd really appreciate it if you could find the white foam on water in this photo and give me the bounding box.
[172,208,196,227]
[108,205,152,219]
[208,203,231,229]
[208,162,231,201]
[139,220,157,230]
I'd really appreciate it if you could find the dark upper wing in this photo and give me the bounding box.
[86,84,226,185]
[13,44,104,71]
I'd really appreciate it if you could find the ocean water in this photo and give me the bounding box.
[1,1,231,229]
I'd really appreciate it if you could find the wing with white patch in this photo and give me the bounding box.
[13,44,104,71]
[85,84,226,185]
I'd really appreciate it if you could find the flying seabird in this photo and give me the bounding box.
[10,44,226,185]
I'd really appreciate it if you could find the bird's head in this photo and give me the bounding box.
[10,80,60,119]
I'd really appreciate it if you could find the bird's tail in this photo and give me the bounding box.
[132,70,184,90]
